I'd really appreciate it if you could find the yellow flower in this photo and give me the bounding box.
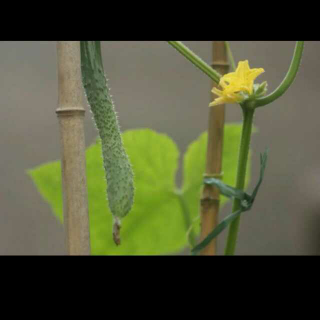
[210,60,265,107]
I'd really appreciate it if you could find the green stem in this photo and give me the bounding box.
[224,106,255,255]
[255,41,304,108]
[225,41,236,71]
[167,41,221,84]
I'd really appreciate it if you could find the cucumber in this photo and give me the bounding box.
[80,41,134,245]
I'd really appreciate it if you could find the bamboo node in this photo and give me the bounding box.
[203,172,224,180]
[211,62,229,75]
[211,61,229,67]
[56,108,85,117]
[200,196,220,206]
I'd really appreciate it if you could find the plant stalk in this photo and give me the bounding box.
[224,106,255,255]
[225,41,236,71]
[199,41,229,256]
[255,41,304,108]
[56,41,91,255]
[167,41,221,84]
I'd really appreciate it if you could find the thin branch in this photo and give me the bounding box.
[225,41,236,71]
[167,41,221,83]
[255,41,304,108]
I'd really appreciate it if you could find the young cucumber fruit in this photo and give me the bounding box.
[80,41,134,245]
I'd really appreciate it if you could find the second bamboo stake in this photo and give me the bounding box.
[199,41,229,256]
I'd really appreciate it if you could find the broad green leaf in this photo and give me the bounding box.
[29,129,185,255]
[28,125,253,255]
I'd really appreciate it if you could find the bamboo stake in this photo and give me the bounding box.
[56,41,91,255]
[199,41,229,256]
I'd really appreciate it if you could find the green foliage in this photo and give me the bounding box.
[28,125,254,255]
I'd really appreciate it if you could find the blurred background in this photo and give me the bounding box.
[0,41,319,255]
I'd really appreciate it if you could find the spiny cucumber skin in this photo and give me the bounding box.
[81,41,134,219]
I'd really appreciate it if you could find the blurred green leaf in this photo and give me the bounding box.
[28,125,254,255]
[29,129,185,255]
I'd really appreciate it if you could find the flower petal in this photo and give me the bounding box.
[212,87,224,97]
[248,68,265,82]
[209,97,227,107]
